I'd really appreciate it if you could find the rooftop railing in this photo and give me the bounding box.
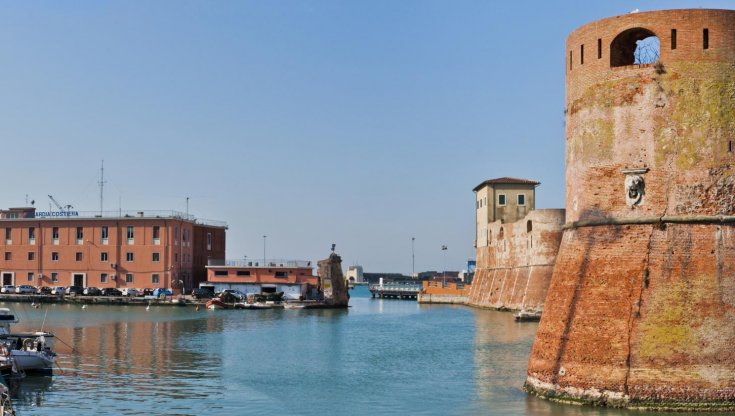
[3,210,227,228]
[207,259,312,268]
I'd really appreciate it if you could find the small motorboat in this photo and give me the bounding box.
[514,309,542,322]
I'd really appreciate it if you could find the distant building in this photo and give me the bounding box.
[468,178,565,311]
[473,177,539,248]
[345,265,364,283]
[205,259,317,300]
[0,207,227,292]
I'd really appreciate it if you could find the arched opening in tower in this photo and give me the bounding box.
[610,28,659,67]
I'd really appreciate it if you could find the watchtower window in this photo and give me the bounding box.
[569,50,572,70]
[580,44,584,65]
[527,220,533,233]
[597,38,602,59]
[610,28,659,67]
[703,28,709,49]
[671,29,677,50]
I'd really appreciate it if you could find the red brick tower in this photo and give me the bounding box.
[526,9,735,410]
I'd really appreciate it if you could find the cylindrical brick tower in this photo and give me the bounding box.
[525,9,735,411]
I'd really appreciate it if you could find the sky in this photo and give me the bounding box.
[0,0,732,275]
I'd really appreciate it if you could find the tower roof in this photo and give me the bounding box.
[473,177,540,192]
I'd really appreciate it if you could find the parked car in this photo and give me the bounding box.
[221,289,246,301]
[65,286,84,295]
[122,288,140,297]
[1,286,15,294]
[49,287,64,296]
[152,288,172,297]
[191,288,214,299]
[83,287,102,296]
[142,288,154,296]
[37,286,52,295]
[15,285,36,294]
[100,288,122,296]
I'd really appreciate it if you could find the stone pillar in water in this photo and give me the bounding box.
[318,252,349,307]
[526,9,735,411]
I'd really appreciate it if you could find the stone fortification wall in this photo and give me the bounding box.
[527,9,735,411]
[467,209,565,311]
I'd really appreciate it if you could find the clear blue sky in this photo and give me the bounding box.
[0,1,731,274]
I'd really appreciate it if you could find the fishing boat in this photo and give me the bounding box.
[0,309,56,375]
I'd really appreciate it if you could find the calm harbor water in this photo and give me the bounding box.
[4,287,697,415]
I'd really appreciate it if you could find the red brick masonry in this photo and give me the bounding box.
[526,9,735,411]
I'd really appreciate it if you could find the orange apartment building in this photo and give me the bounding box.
[0,207,226,292]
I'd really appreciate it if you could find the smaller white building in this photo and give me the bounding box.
[345,265,364,283]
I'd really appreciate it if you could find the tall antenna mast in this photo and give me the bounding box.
[98,160,106,216]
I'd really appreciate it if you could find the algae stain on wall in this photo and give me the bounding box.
[639,280,695,361]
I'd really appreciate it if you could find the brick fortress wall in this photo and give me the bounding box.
[526,9,735,410]
[467,209,564,311]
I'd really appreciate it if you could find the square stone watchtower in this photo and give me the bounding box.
[473,177,539,247]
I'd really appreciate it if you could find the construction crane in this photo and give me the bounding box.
[48,195,73,213]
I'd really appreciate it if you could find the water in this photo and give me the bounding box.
[3,287,700,415]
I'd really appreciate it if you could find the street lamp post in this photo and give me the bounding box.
[263,235,267,266]
[411,237,415,279]
[441,245,447,286]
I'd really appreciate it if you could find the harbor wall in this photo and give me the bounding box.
[467,209,565,311]
[526,9,735,410]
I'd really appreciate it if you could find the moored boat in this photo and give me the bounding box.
[514,309,542,322]
[0,309,57,375]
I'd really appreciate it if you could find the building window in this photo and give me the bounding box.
[4,228,10,243]
[28,252,35,261]
[52,227,59,242]
[76,227,84,240]
[153,226,160,244]
[174,227,179,245]
[152,252,160,262]
[214,271,228,276]
[100,273,107,283]
[125,273,133,283]
[126,226,134,243]
[52,252,59,261]
[518,194,526,206]
[101,252,108,262]
[126,252,134,262]
[275,271,288,278]
[28,227,35,243]
[51,272,58,282]
[498,194,507,206]
[152,273,160,284]
[27,272,33,282]
[4,252,10,261]
[174,253,178,262]
[236,271,251,276]
[207,233,212,251]
[76,252,83,261]
[101,226,109,242]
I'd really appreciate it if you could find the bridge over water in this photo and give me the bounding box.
[368,282,422,300]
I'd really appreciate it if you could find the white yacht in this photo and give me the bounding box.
[0,308,56,375]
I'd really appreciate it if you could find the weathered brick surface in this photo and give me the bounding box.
[527,9,735,411]
[467,209,564,311]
